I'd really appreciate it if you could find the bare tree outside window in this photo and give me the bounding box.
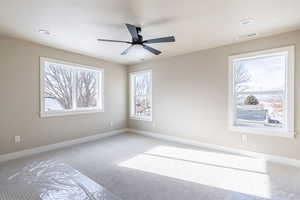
[76,70,98,108]
[135,73,151,116]
[130,71,152,120]
[43,61,100,112]
[234,62,251,93]
[44,63,73,110]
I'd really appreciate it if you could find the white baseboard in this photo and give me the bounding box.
[0,128,127,163]
[3,128,300,168]
[128,128,300,168]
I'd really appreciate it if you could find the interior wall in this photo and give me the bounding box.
[0,35,127,154]
[128,30,300,160]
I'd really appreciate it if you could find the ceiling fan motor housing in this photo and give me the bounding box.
[132,27,143,44]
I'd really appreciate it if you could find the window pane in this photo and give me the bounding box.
[236,93,284,127]
[131,71,152,119]
[234,55,286,92]
[135,96,151,117]
[44,62,73,111]
[76,70,99,108]
[135,72,151,96]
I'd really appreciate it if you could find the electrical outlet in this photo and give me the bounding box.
[15,136,21,144]
[110,121,113,127]
[242,134,248,145]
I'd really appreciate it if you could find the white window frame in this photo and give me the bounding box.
[228,46,295,138]
[129,70,152,121]
[40,57,104,118]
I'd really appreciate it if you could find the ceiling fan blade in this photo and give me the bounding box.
[143,45,162,55]
[143,36,175,44]
[121,45,134,55]
[125,23,139,40]
[97,39,131,44]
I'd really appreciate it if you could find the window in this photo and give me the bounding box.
[40,57,104,117]
[228,46,295,137]
[129,70,152,121]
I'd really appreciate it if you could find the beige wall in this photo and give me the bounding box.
[0,35,127,154]
[1,30,299,160]
[128,30,300,160]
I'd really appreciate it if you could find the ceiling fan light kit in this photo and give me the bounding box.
[97,23,175,56]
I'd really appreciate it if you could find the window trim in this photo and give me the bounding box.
[228,46,295,138]
[129,70,153,122]
[40,57,104,118]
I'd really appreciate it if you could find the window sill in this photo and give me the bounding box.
[129,116,152,122]
[40,109,104,118]
[228,126,295,139]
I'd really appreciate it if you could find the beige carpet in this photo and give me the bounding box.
[0,133,300,200]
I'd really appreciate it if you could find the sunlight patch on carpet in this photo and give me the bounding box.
[119,146,270,199]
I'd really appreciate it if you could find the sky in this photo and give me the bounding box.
[235,54,286,92]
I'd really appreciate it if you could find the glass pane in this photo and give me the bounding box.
[234,55,286,93]
[134,72,151,117]
[135,96,151,117]
[235,93,284,127]
[76,70,99,108]
[44,62,73,111]
[135,72,151,96]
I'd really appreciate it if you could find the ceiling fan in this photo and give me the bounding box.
[97,23,175,56]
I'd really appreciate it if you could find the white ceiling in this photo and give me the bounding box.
[0,0,299,65]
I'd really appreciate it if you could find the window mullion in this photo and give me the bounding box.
[237,90,284,95]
